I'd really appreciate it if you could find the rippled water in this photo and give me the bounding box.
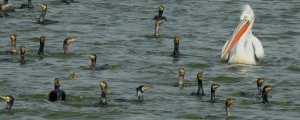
[0,0,300,119]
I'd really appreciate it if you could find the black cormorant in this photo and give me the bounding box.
[48,78,66,102]
[19,46,26,64]
[194,71,205,96]
[153,5,167,21]
[63,37,76,54]
[37,36,45,55]
[257,78,264,97]
[177,68,185,87]
[38,3,58,24]
[262,85,271,104]
[225,98,234,117]
[9,34,16,54]
[89,53,109,71]
[136,85,150,101]
[95,81,108,107]
[1,95,14,110]
[210,84,219,103]
[172,36,180,57]
[20,0,33,9]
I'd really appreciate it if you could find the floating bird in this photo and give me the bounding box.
[221,4,264,65]
[154,19,164,38]
[262,85,271,104]
[257,78,264,97]
[20,0,33,9]
[172,36,180,57]
[177,68,185,88]
[1,95,14,110]
[88,53,109,71]
[95,81,108,107]
[136,85,150,101]
[49,78,66,102]
[225,98,234,117]
[37,36,45,56]
[19,46,26,64]
[9,34,17,54]
[38,3,58,24]
[63,37,76,54]
[153,5,167,21]
[0,2,10,17]
[191,71,205,96]
[0,0,15,13]
[210,84,219,103]
[70,72,77,80]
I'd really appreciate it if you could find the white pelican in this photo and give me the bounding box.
[221,4,264,65]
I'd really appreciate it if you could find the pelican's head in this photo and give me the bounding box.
[240,4,254,23]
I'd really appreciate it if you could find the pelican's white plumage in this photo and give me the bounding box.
[221,4,264,65]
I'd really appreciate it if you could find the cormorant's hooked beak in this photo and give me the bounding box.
[40,4,47,11]
[1,96,10,103]
[221,18,251,61]
[89,54,97,61]
[226,98,235,107]
[66,38,76,44]
[264,85,272,93]
[212,84,219,91]
[141,85,150,92]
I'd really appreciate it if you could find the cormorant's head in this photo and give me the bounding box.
[1,95,14,110]
[262,85,271,94]
[197,71,204,81]
[54,78,61,88]
[257,78,264,88]
[40,3,47,12]
[211,84,219,93]
[226,98,234,108]
[89,53,97,62]
[99,81,107,91]
[136,85,150,93]
[10,34,16,43]
[178,68,185,77]
[159,5,164,12]
[174,36,179,44]
[63,37,76,46]
[40,36,46,44]
[70,72,77,80]
[19,46,26,55]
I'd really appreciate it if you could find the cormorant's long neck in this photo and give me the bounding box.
[39,10,46,23]
[38,43,44,55]
[262,92,268,104]
[226,105,231,117]
[63,43,68,53]
[20,53,25,62]
[197,80,204,96]
[55,85,60,90]
[178,76,184,87]
[10,42,16,54]
[211,91,215,103]
[172,43,179,57]
[90,60,96,70]
[257,86,262,97]
[28,0,33,8]
[158,11,163,17]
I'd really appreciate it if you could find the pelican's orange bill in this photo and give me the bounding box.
[221,22,250,58]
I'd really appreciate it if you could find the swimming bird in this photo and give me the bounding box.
[136,85,150,101]
[257,78,264,97]
[63,37,76,54]
[1,95,14,110]
[220,4,264,65]
[225,98,234,117]
[19,46,26,63]
[38,3,58,24]
[95,81,108,107]
[38,36,45,55]
[0,0,14,13]
[172,36,180,57]
[88,53,109,71]
[210,84,219,103]
[177,68,185,88]
[262,85,271,104]
[9,34,17,54]
[191,71,205,96]
[49,78,66,102]
[154,19,164,38]
[153,5,167,21]
[20,0,33,9]
[0,2,10,17]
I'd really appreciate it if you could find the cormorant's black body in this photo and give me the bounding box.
[49,86,66,102]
